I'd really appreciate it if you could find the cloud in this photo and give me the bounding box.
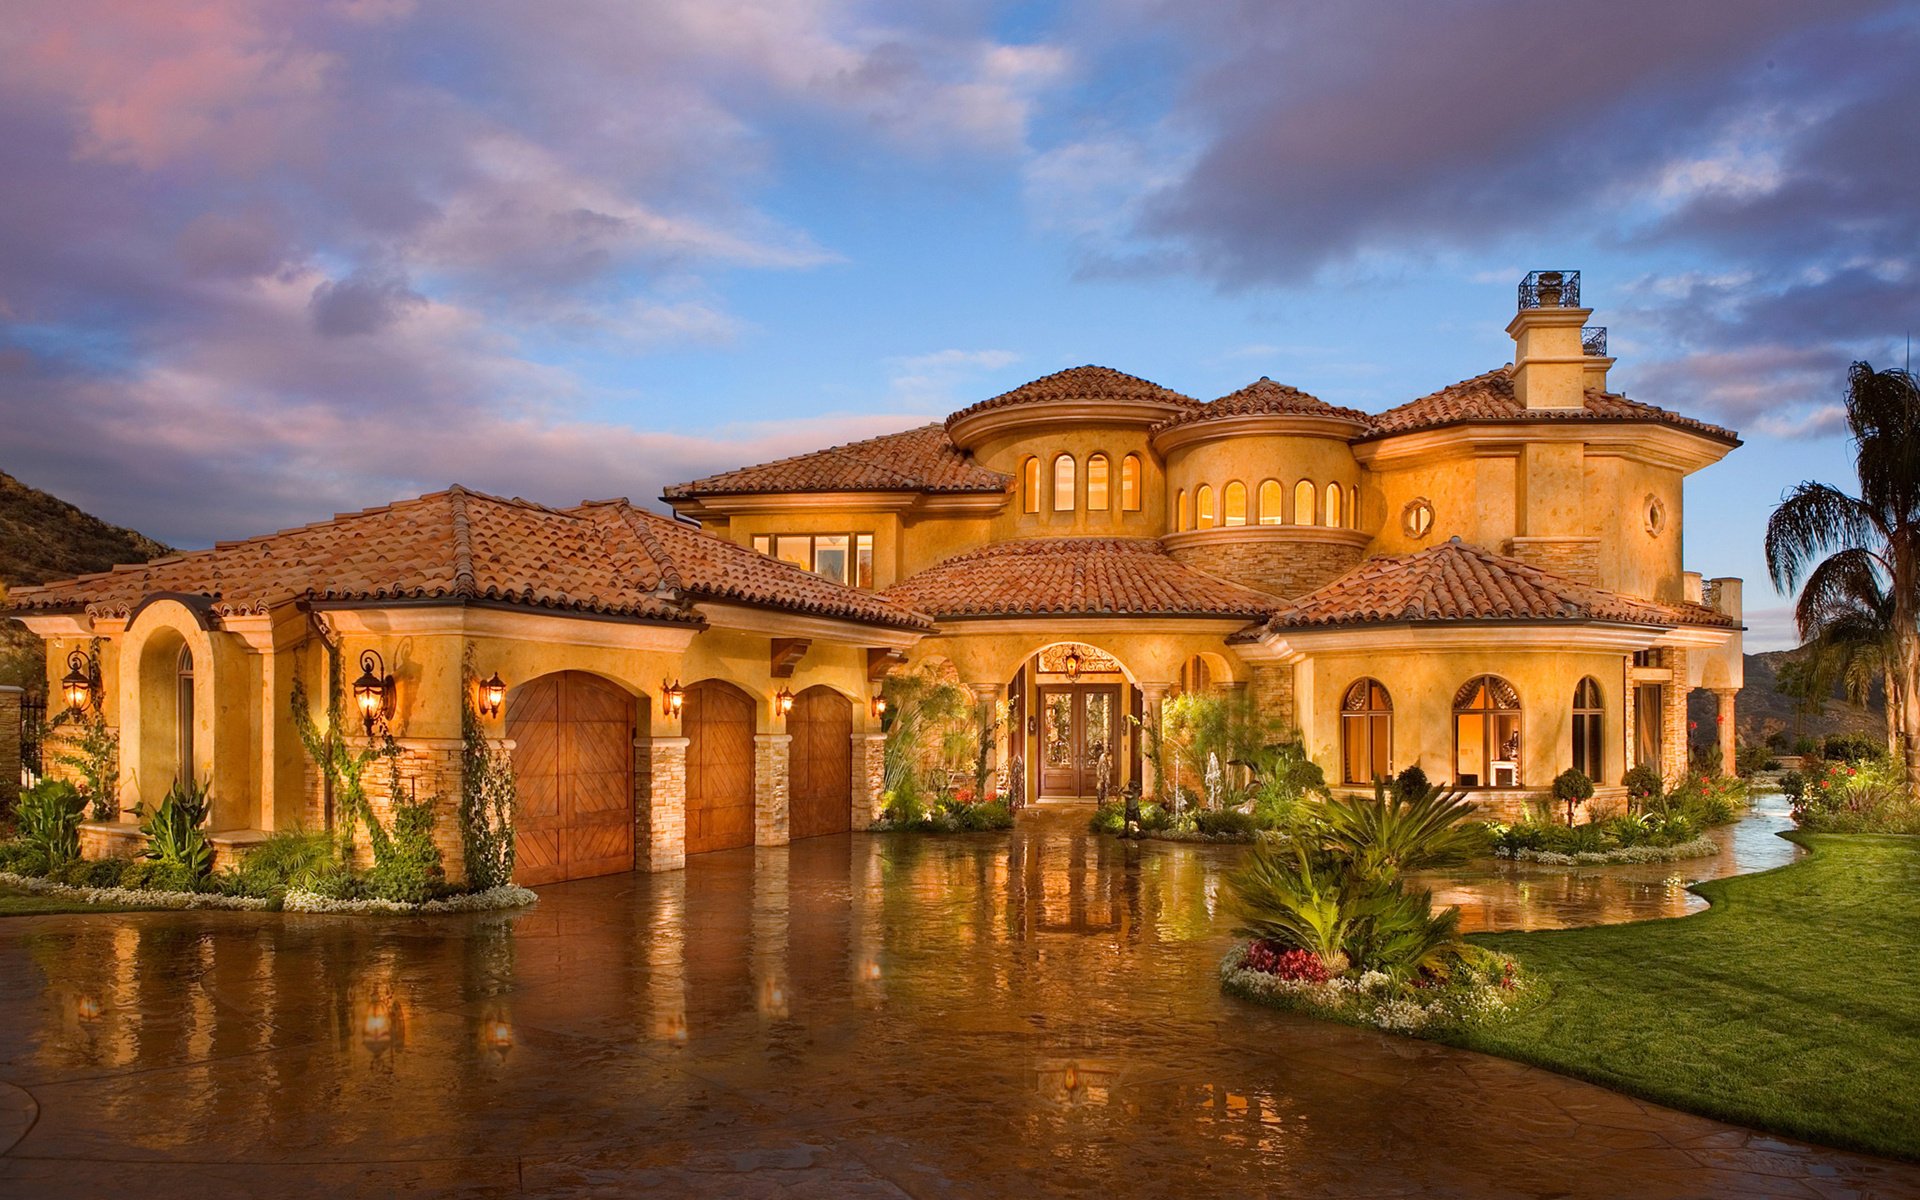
[885,348,1022,408]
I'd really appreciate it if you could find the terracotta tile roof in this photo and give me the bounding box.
[1155,377,1370,431]
[1361,366,1739,443]
[8,487,931,632]
[884,537,1280,620]
[1261,538,1739,632]
[944,365,1199,426]
[662,423,1008,499]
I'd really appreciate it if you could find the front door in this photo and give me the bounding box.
[1037,685,1119,799]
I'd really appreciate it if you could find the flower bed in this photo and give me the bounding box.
[0,868,540,916]
[283,885,538,915]
[868,799,1014,834]
[1220,940,1529,1034]
[1,870,271,911]
[1496,837,1721,865]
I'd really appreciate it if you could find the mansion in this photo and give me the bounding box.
[7,272,1744,884]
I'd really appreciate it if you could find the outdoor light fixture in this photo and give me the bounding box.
[477,671,507,719]
[661,679,685,718]
[775,686,795,718]
[871,692,888,720]
[1064,648,1083,681]
[353,650,396,737]
[61,649,96,712]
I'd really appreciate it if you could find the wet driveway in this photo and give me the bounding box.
[0,801,1913,1198]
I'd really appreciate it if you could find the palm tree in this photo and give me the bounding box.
[1766,362,1920,796]
[1795,550,1899,752]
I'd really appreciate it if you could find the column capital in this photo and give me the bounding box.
[1137,681,1174,702]
[967,681,1002,702]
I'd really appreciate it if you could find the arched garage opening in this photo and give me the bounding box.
[685,679,757,855]
[507,671,636,886]
[788,684,852,840]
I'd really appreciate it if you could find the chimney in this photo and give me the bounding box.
[1506,270,1592,410]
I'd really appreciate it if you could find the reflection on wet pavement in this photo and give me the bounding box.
[0,796,1911,1198]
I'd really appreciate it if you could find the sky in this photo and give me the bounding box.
[1,0,1916,650]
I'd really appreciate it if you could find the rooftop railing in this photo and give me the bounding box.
[1518,269,1581,309]
[1581,326,1608,356]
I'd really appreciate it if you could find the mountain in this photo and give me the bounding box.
[0,470,172,689]
[1688,649,1888,749]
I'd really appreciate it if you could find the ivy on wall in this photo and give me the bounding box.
[459,646,516,891]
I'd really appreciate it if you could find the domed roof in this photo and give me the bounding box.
[945,365,1198,431]
[1154,377,1370,432]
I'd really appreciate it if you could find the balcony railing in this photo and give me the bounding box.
[1518,269,1581,310]
[1581,326,1608,356]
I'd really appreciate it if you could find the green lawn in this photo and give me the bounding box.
[1456,833,1920,1160]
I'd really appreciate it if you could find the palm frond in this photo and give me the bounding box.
[1766,482,1876,593]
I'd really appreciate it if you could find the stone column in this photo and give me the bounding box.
[641,736,688,872]
[1660,649,1691,791]
[1715,688,1737,778]
[0,686,20,812]
[754,733,791,846]
[852,732,886,827]
[1248,664,1296,733]
[968,682,1000,800]
[1137,681,1171,803]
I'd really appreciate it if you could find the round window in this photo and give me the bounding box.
[1402,498,1435,539]
[1644,495,1667,537]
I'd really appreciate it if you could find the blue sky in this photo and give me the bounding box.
[1,0,1915,650]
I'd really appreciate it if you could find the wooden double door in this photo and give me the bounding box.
[685,680,757,855]
[508,671,635,886]
[1038,684,1120,799]
[788,685,852,840]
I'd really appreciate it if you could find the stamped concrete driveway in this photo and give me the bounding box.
[0,805,1914,1199]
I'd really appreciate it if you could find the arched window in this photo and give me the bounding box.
[1120,454,1142,511]
[1022,457,1040,514]
[1176,489,1189,531]
[1454,675,1522,788]
[1195,484,1216,529]
[1341,678,1392,785]
[1258,479,1283,525]
[1324,483,1343,527]
[1573,677,1604,779]
[1223,480,1247,526]
[1293,480,1315,526]
[1348,485,1359,529]
[175,644,196,789]
[1086,454,1110,511]
[1053,454,1076,511]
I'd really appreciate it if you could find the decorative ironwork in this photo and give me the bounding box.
[1453,674,1520,711]
[1581,325,1608,356]
[1517,269,1581,310]
[20,693,46,779]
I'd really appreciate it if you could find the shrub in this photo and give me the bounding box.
[1243,941,1330,982]
[1780,770,1806,802]
[1823,732,1885,764]
[1622,764,1663,808]
[1663,773,1746,827]
[1791,755,1919,833]
[1196,809,1258,838]
[82,858,130,888]
[15,779,86,866]
[1793,735,1822,757]
[225,829,338,898]
[0,840,51,876]
[365,793,446,904]
[1390,765,1430,802]
[138,778,214,882]
[1735,743,1778,777]
[1320,779,1481,881]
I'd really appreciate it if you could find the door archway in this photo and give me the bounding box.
[507,671,636,885]
[788,685,852,840]
[685,679,757,855]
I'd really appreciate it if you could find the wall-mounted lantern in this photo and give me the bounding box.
[1063,648,1083,681]
[775,686,795,718]
[661,679,686,719]
[353,649,396,737]
[477,671,507,719]
[61,649,97,713]
[871,692,888,720]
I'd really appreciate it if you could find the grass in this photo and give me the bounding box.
[0,883,141,916]
[1452,833,1920,1160]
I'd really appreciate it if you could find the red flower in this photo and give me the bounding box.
[1244,941,1331,982]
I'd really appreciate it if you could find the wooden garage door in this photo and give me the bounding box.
[788,685,852,840]
[508,672,635,886]
[686,680,756,855]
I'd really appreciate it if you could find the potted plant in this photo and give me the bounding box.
[1551,768,1594,827]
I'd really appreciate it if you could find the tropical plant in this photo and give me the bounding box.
[138,777,214,881]
[14,778,85,865]
[880,663,973,798]
[1765,362,1920,798]
[1320,779,1481,883]
[1227,841,1362,973]
[460,651,516,890]
[223,829,339,897]
[1622,763,1663,809]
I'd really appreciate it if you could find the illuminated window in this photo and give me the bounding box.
[1223,480,1247,526]
[1087,454,1110,511]
[1454,675,1522,788]
[1324,482,1342,527]
[750,533,877,587]
[1053,454,1076,511]
[1293,480,1315,526]
[175,645,195,789]
[1176,489,1189,531]
[1573,677,1604,779]
[1258,479,1283,525]
[1196,484,1216,529]
[1340,678,1391,785]
[1348,485,1359,529]
[1023,457,1040,513]
[1120,454,1142,511]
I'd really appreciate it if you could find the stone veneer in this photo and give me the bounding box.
[1248,663,1296,731]
[311,737,468,881]
[754,733,791,846]
[641,736,687,872]
[1505,537,1602,587]
[1165,534,1365,601]
[852,732,886,827]
[0,686,20,812]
